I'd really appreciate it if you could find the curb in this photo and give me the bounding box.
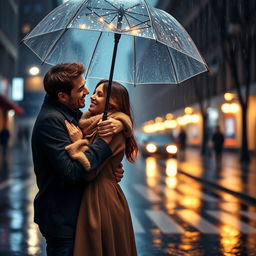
[178,169,256,205]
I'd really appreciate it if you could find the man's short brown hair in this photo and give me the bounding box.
[43,63,85,99]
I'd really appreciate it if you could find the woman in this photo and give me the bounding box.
[65,80,138,256]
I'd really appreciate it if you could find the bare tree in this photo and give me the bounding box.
[209,0,254,162]
[192,73,213,156]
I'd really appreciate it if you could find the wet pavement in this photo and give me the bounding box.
[0,146,256,255]
[178,149,256,202]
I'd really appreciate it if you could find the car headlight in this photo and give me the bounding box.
[146,143,157,153]
[166,144,177,154]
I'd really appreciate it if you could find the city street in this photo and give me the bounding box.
[1,146,256,256]
[0,0,256,255]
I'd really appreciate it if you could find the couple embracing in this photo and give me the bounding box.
[32,62,138,256]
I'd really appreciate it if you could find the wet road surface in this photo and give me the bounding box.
[0,147,256,255]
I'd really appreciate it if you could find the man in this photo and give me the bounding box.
[212,125,224,164]
[178,127,187,160]
[31,63,124,256]
[0,126,10,155]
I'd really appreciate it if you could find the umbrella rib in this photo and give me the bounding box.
[124,3,140,11]
[104,0,119,11]
[124,14,132,28]
[109,13,118,24]
[41,0,90,63]
[124,12,147,24]
[85,7,117,20]
[129,20,150,29]
[125,11,149,17]
[143,0,157,41]
[100,11,118,17]
[84,32,103,79]
[41,28,69,64]
[86,6,117,12]
[133,36,137,87]
[166,45,179,84]
[125,25,150,33]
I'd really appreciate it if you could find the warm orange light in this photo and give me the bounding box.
[98,17,104,23]
[79,23,87,29]
[221,103,239,113]
[22,24,31,34]
[164,120,177,129]
[184,107,193,114]
[177,116,187,126]
[108,23,114,29]
[224,93,235,102]
[165,113,173,120]
[155,117,163,123]
[221,103,230,113]
[191,114,200,123]
[230,103,239,113]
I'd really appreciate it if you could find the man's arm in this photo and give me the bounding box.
[37,116,112,183]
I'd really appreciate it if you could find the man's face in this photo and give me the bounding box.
[66,76,89,110]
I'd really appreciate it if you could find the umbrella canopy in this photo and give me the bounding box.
[22,0,208,86]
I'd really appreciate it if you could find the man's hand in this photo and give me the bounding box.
[65,120,83,142]
[114,163,124,183]
[98,118,123,137]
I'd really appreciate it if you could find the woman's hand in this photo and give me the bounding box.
[114,163,124,183]
[97,118,123,137]
[65,120,83,142]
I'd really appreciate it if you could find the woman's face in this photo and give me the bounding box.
[89,83,106,115]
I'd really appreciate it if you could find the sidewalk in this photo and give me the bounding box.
[177,148,256,204]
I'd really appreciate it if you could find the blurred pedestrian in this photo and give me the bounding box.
[212,125,224,164]
[178,127,187,160]
[0,126,10,155]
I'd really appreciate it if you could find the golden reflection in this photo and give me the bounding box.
[179,196,201,209]
[165,177,177,189]
[220,192,239,203]
[153,237,162,245]
[166,159,177,177]
[178,184,202,209]
[220,225,240,254]
[145,157,159,187]
[179,231,200,253]
[219,176,243,193]
[26,176,42,255]
[178,160,203,178]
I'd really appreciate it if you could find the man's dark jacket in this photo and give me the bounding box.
[31,95,112,238]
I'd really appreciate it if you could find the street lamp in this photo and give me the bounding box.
[221,93,239,113]
[28,66,40,76]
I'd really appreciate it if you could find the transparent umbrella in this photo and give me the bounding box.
[22,0,208,119]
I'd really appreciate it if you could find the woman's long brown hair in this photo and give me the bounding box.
[95,80,138,162]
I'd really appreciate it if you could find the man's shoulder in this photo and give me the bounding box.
[37,104,66,123]
[33,106,66,134]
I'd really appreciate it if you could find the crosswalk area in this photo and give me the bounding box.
[130,209,256,234]
[123,181,256,235]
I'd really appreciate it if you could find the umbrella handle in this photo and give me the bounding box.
[102,33,121,121]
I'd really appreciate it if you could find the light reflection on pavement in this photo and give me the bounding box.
[1,148,256,255]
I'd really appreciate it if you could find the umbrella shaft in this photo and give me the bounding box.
[102,33,121,121]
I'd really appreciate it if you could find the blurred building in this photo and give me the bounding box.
[136,0,256,153]
[17,0,62,134]
[0,0,23,146]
